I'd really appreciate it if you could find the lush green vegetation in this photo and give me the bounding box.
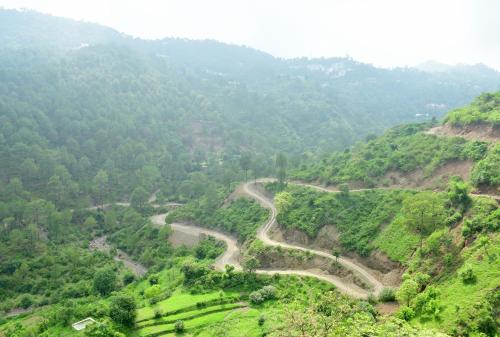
[167,198,269,242]
[471,142,500,187]
[444,91,500,126]
[292,92,499,190]
[107,208,174,269]
[1,9,499,337]
[0,239,121,313]
[275,185,414,255]
[291,123,488,186]
[397,230,499,337]
[0,183,141,314]
[273,177,498,336]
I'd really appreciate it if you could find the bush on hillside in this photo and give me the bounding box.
[174,320,185,333]
[397,306,415,321]
[378,288,396,302]
[249,285,277,304]
[110,294,136,327]
[153,308,162,319]
[93,268,117,297]
[459,266,476,284]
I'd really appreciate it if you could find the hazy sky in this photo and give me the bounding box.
[2,0,500,70]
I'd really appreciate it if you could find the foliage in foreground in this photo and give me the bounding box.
[270,291,448,337]
[444,91,500,127]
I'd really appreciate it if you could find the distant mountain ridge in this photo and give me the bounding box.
[0,7,499,159]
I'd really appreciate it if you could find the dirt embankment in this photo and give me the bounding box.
[158,180,390,299]
[269,224,402,287]
[382,160,474,190]
[254,246,371,292]
[244,180,388,297]
[426,123,499,142]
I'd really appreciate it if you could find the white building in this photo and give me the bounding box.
[71,317,96,331]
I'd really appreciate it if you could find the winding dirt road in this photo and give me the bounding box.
[95,178,497,299]
[87,199,182,277]
[154,179,387,298]
[151,214,241,271]
[244,180,384,297]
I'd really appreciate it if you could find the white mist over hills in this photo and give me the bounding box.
[0,0,499,71]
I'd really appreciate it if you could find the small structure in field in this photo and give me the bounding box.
[72,317,96,331]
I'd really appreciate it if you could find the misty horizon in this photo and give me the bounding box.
[1,0,499,71]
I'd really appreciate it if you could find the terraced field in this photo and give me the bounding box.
[135,292,249,336]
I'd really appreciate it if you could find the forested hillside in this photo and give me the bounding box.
[1,9,499,207]
[0,8,499,337]
[275,94,499,336]
[292,92,500,194]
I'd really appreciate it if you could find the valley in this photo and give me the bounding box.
[0,8,499,337]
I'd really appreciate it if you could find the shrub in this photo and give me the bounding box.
[150,290,172,305]
[148,274,159,285]
[174,320,185,333]
[37,319,49,333]
[357,301,377,316]
[110,294,137,327]
[249,285,277,304]
[397,306,415,321]
[444,212,462,227]
[461,221,472,239]
[413,272,431,291]
[258,315,266,326]
[83,320,124,337]
[460,266,476,284]
[145,285,161,298]
[396,279,419,306]
[93,269,116,296]
[378,288,396,302]
[339,183,349,197]
[249,291,264,304]
[367,293,377,305]
[260,285,277,299]
[123,272,135,285]
[19,295,33,309]
[443,253,455,267]
[153,308,162,319]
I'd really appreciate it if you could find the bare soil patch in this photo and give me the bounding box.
[168,229,201,248]
[259,248,370,292]
[376,302,400,315]
[474,184,500,199]
[4,307,32,318]
[426,124,499,142]
[382,160,473,190]
[269,224,402,286]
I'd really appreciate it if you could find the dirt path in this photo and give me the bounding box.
[89,179,497,299]
[88,201,183,211]
[426,124,499,142]
[150,214,241,271]
[154,179,386,298]
[154,216,369,297]
[244,180,385,297]
[3,307,32,318]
